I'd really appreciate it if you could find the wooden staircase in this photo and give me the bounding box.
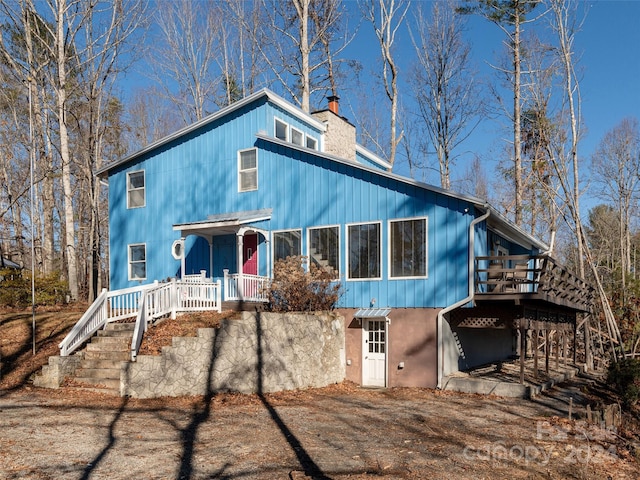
[69,323,134,395]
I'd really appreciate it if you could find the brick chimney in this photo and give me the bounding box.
[312,94,356,161]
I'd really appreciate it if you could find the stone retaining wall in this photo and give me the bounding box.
[122,311,345,398]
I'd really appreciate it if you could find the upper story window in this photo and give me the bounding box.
[275,116,318,151]
[275,118,288,141]
[291,127,304,146]
[306,136,318,150]
[308,225,340,279]
[347,222,381,280]
[273,229,302,262]
[238,148,258,192]
[127,170,145,209]
[389,217,427,278]
[128,243,147,280]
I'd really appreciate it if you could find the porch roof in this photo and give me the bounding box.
[354,308,392,318]
[173,208,272,237]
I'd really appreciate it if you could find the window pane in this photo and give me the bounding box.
[306,136,317,150]
[240,170,257,191]
[309,226,339,276]
[348,223,380,279]
[291,128,303,146]
[391,219,426,277]
[130,245,146,262]
[240,150,256,169]
[274,230,301,261]
[128,190,145,208]
[128,171,144,189]
[130,262,146,280]
[275,119,287,141]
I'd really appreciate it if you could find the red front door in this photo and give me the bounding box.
[243,234,258,275]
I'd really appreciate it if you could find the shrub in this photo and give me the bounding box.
[0,269,70,308]
[265,256,342,312]
[607,357,640,408]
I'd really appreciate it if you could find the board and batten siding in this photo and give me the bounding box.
[107,95,484,309]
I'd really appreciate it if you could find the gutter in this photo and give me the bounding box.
[437,206,491,389]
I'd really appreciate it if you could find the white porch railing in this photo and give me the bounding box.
[59,278,222,360]
[223,269,270,302]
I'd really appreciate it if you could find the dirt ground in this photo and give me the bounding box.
[1,309,640,479]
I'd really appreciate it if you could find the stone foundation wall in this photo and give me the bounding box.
[122,311,345,398]
[33,355,82,388]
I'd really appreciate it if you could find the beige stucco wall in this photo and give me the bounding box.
[339,308,439,389]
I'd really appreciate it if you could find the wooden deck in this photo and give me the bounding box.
[474,254,595,313]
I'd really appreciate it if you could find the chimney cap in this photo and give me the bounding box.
[327,95,340,115]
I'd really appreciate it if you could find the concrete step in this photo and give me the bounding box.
[74,367,121,380]
[73,376,121,391]
[86,341,129,353]
[84,350,130,361]
[97,328,134,338]
[105,322,136,332]
[81,359,126,370]
[91,335,130,346]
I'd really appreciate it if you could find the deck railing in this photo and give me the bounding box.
[59,278,222,359]
[223,270,270,302]
[474,254,595,312]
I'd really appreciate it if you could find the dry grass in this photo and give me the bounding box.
[0,306,85,390]
[138,310,239,355]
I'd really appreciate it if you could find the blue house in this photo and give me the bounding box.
[92,89,594,390]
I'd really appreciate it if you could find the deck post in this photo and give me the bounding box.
[533,328,539,380]
[555,331,560,370]
[520,326,526,384]
[545,328,550,375]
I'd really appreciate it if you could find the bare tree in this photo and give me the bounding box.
[151,0,222,124]
[544,0,623,360]
[409,0,483,189]
[591,117,640,296]
[459,0,540,225]
[259,0,348,112]
[361,0,409,170]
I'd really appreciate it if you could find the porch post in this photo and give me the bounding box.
[208,236,213,281]
[180,237,186,279]
[237,232,244,298]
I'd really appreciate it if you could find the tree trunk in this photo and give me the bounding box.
[56,0,79,300]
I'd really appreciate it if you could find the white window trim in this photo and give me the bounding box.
[126,170,145,209]
[274,117,288,142]
[272,228,303,263]
[346,220,383,282]
[238,148,258,192]
[388,216,428,280]
[290,125,304,146]
[306,134,318,150]
[307,224,341,280]
[128,243,147,281]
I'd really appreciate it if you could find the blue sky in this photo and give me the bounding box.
[338,0,640,205]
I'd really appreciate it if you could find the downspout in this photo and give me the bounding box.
[437,206,491,389]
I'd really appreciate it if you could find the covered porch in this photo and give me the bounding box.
[173,209,273,303]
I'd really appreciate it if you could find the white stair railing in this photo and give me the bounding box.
[60,279,222,359]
